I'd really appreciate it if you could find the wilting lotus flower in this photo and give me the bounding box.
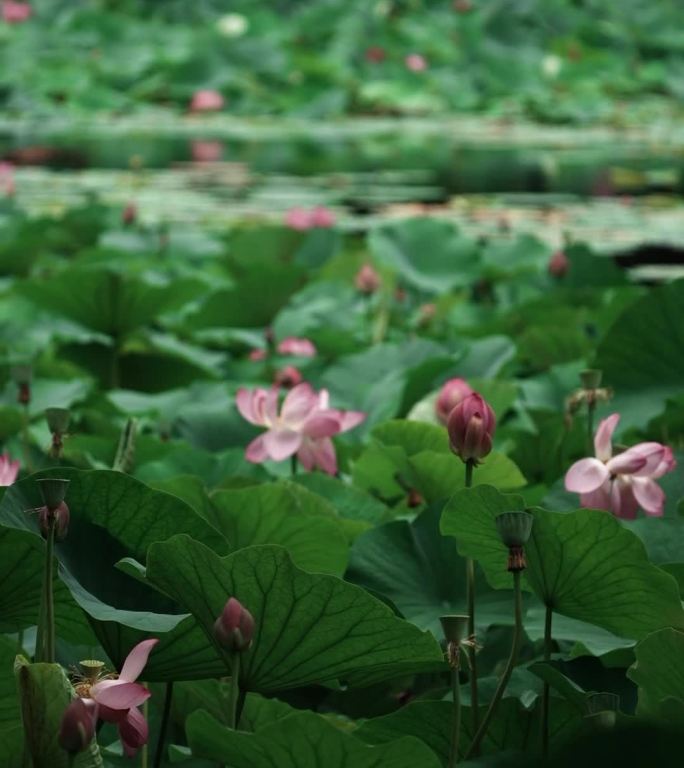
[88,639,158,757]
[447,393,496,463]
[565,413,676,518]
[355,263,381,294]
[2,1,31,23]
[236,383,365,475]
[59,698,98,755]
[0,454,19,486]
[274,365,302,389]
[405,53,427,72]
[277,337,317,357]
[190,89,224,113]
[213,597,254,652]
[435,378,474,425]
[548,249,568,278]
[0,162,15,196]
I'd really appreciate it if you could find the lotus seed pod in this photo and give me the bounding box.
[495,511,534,548]
[580,369,603,390]
[36,478,70,510]
[46,407,71,435]
[439,614,469,645]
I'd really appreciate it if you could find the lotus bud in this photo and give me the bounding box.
[122,202,137,226]
[37,478,70,541]
[585,692,619,729]
[274,365,302,389]
[446,393,496,464]
[213,597,255,653]
[355,263,381,295]
[37,478,69,510]
[435,378,474,425]
[548,250,568,278]
[495,511,534,572]
[58,698,98,755]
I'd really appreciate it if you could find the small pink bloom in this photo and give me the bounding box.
[2,1,31,23]
[213,597,254,652]
[277,337,317,357]
[0,453,19,486]
[405,53,427,72]
[285,207,314,231]
[548,250,568,278]
[310,206,335,228]
[59,698,98,755]
[447,393,496,463]
[435,378,474,425]
[355,263,381,294]
[365,46,386,63]
[236,383,365,475]
[564,413,675,518]
[190,89,224,113]
[90,639,158,758]
[274,365,302,389]
[191,140,223,163]
[0,162,15,196]
[249,348,267,362]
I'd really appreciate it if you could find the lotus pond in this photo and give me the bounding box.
[2,2,684,768]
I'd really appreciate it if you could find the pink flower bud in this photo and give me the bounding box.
[2,1,31,24]
[249,348,267,361]
[190,89,224,113]
[191,140,223,163]
[548,250,568,278]
[274,365,302,389]
[447,393,496,463]
[122,202,137,226]
[58,698,98,755]
[38,501,70,541]
[365,46,386,63]
[435,378,474,424]
[285,207,313,231]
[277,337,317,357]
[355,263,381,294]
[405,53,427,72]
[213,597,254,653]
[310,206,335,228]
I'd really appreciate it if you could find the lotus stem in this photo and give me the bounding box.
[36,516,56,662]
[542,604,553,757]
[448,661,462,767]
[153,681,174,768]
[466,569,523,758]
[228,653,241,730]
[464,459,479,739]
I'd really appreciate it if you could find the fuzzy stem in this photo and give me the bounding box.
[541,604,553,757]
[464,459,478,740]
[586,398,596,455]
[153,681,174,768]
[466,569,523,758]
[447,662,462,767]
[290,454,298,477]
[21,405,34,474]
[228,653,241,730]
[36,517,56,663]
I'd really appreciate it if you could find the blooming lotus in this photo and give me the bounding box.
[565,413,676,518]
[190,90,224,112]
[284,206,335,230]
[2,1,31,23]
[86,639,158,757]
[435,378,474,425]
[277,337,317,357]
[0,453,19,486]
[236,383,365,475]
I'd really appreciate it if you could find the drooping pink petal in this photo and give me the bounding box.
[296,439,316,471]
[119,707,148,758]
[245,434,269,463]
[309,436,338,475]
[302,413,342,439]
[605,450,648,476]
[622,442,666,477]
[565,458,609,493]
[594,413,620,462]
[119,638,158,683]
[263,429,302,461]
[580,480,612,511]
[91,681,150,711]
[651,446,676,479]
[610,477,639,520]
[631,477,665,516]
[236,388,268,426]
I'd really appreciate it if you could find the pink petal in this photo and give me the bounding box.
[594,413,620,462]
[119,638,158,683]
[565,458,609,493]
[262,429,302,461]
[337,410,366,432]
[245,434,269,463]
[623,442,666,477]
[610,478,638,520]
[580,481,612,511]
[262,387,279,425]
[651,446,676,479]
[302,414,342,439]
[236,388,268,426]
[631,477,665,516]
[119,707,148,757]
[310,437,338,475]
[296,439,316,471]
[91,681,150,711]
[605,450,647,476]
[281,383,317,427]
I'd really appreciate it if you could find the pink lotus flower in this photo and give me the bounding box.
[236,383,365,475]
[274,365,302,389]
[365,46,386,63]
[355,263,381,294]
[285,207,313,231]
[277,337,317,357]
[2,1,31,23]
[548,250,568,278]
[405,53,427,72]
[59,698,98,755]
[447,393,496,463]
[121,202,136,226]
[310,206,335,228]
[565,413,676,518]
[190,90,224,113]
[90,639,158,757]
[213,597,254,653]
[435,378,474,425]
[0,453,19,486]
[249,347,267,362]
[0,162,15,197]
[191,140,223,163]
